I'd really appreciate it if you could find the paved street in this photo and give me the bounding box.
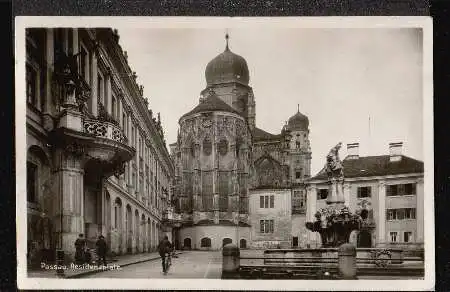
[84,251,223,279]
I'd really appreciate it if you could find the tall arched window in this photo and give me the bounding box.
[218,138,228,156]
[203,137,212,156]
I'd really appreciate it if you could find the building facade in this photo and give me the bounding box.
[26,28,174,268]
[169,36,425,251]
[170,36,312,250]
[307,142,424,249]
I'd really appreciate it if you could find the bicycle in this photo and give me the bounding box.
[163,252,172,274]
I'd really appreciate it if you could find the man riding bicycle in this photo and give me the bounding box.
[157,235,173,275]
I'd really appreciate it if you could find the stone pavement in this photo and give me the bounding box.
[27,251,182,279]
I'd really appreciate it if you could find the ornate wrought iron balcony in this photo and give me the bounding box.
[83,118,127,144]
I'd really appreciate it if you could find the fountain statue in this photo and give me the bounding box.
[305,142,362,247]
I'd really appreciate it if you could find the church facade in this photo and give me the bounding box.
[170,36,312,250]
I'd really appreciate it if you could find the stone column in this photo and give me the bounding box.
[62,29,69,54]
[151,220,155,250]
[213,141,219,224]
[43,28,54,132]
[105,69,112,115]
[122,204,127,254]
[156,223,160,245]
[136,130,140,201]
[90,47,98,117]
[378,180,386,245]
[52,148,85,261]
[338,244,357,279]
[72,28,79,56]
[97,183,104,238]
[307,184,317,243]
[343,182,351,210]
[416,177,424,244]
[222,244,240,279]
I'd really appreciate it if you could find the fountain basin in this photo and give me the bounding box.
[263,248,404,267]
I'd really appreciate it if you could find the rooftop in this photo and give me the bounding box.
[252,127,282,142]
[311,155,424,180]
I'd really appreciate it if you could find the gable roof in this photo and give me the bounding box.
[311,155,424,180]
[252,127,282,142]
[180,95,241,120]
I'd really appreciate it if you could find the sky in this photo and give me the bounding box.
[116,27,423,175]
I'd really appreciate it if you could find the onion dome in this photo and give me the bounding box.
[287,105,309,131]
[205,33,250,86]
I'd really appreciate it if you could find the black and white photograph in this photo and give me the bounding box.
[16,17,433,290]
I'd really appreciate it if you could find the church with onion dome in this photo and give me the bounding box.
[169,34,312,250]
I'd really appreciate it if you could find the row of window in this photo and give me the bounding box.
[390,231,414,243]
[260,195,275,209]
[316,183,417,200]
[386,208,416,220]
[187,138,239,157]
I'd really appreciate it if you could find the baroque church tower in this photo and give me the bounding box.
[171,34,312,250]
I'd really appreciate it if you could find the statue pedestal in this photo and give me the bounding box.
[326,178,345,207]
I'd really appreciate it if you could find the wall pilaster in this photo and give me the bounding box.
[378,180,386,244]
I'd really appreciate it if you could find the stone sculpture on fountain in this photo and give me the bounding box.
[305,142,362,247]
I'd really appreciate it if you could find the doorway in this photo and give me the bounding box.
[222,238,232,247]
[292,236,299,247]
[183,238,191,250]
[357,230,372,247]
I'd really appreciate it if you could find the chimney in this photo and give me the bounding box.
[347,143,359,160]
[389,142,403,162]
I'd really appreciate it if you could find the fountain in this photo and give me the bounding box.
[305,142,362,247]
[263,143,406,275]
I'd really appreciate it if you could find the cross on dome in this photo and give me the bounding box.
[225,31,230,51]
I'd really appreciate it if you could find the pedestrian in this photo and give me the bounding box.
[157,235,173,275]
[96,235,108,266]
[74,234,86,264]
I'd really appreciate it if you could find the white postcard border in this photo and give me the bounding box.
[15,16,434,291]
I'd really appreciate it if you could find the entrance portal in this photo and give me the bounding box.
[183,238,191,250]
[222,238,232,247]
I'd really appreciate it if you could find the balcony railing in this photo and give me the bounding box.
[83,118,127,144]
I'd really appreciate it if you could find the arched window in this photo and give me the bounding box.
[201,237,212,248]
[240,239,247,249]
